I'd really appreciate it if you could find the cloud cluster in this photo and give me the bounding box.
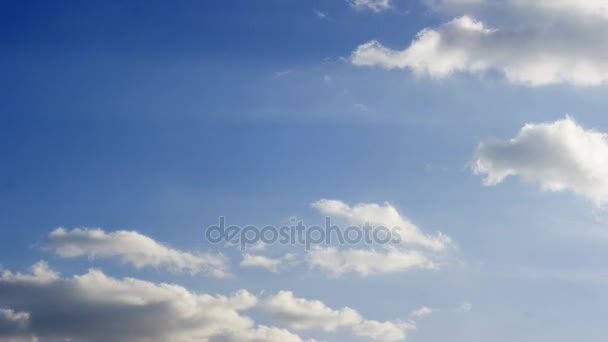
[0,262,312,342]
[0,261,423,341]
[352,0,608,86]
[473,117,608,204]
[310,199,449,277]
[312,199,450,250]
[261,291,413,341]
[45,228,229,278]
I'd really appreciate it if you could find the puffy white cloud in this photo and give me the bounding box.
[1,262,423,341]
[45,228,229,277]
[0,262,310,342]
[1,261,58,285]
[352,320,413,342]
[262,291,362,331]
[308,247,438,277]
[348,0,392,12]
[351,0,608,86]
[261,291,412,341]
[472,117,608,204]
[310,199,448,278]
[240,254,282,273]
[312,199,451,251]
[208,325,319,342]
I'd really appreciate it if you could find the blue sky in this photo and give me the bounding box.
[3,0,608,341]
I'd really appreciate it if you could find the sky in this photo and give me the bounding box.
[3,0,608,341]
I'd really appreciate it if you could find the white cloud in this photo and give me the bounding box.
[262,291,362,331]
[0,262,310,342]
[348,0,392,12]
[1,261,59,285]
[312,199,451,251]
[352,320,413,342]
[472,117,608,204]
[262,291,413,341]
[410,306,433,317]
[429,0,608,17]
[503,0,608,18]
[308,247,438,277]
[44,228,229,278]
[240,254,282,273]
[208,325,319,342]
[351,0,608,86]
[310,199,449,278]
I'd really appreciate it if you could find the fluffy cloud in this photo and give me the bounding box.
[0,262,310,342]
[308,247,437,277]
[1,261,59,285]
[310,199,448,278]
[471,0,608,18]
[472,117,608,204]
[348,0,392,12]
[351,0,608,86]
[312,199,451,251]
[261,291,412,341]
[44,228,229,277]
[352,320,413,342]
[262,291,362,331]
[240,254,283,273]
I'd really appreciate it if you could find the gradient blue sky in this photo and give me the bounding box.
[3,1,608,341]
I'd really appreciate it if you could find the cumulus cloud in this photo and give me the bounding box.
[310,199,449,278]
[262,291,362,331]
[208,325,318,342]
[348,0,392,12]
[308,247,438,277]
[312,199,451,251]
[0,262,310,342]
[351,0,608,86]
[44,228,229,277]
[262,291,413,341]
[352,320,413,342]
[1,261,59,285]
[472,117,608,204]
[240,254,284,273]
